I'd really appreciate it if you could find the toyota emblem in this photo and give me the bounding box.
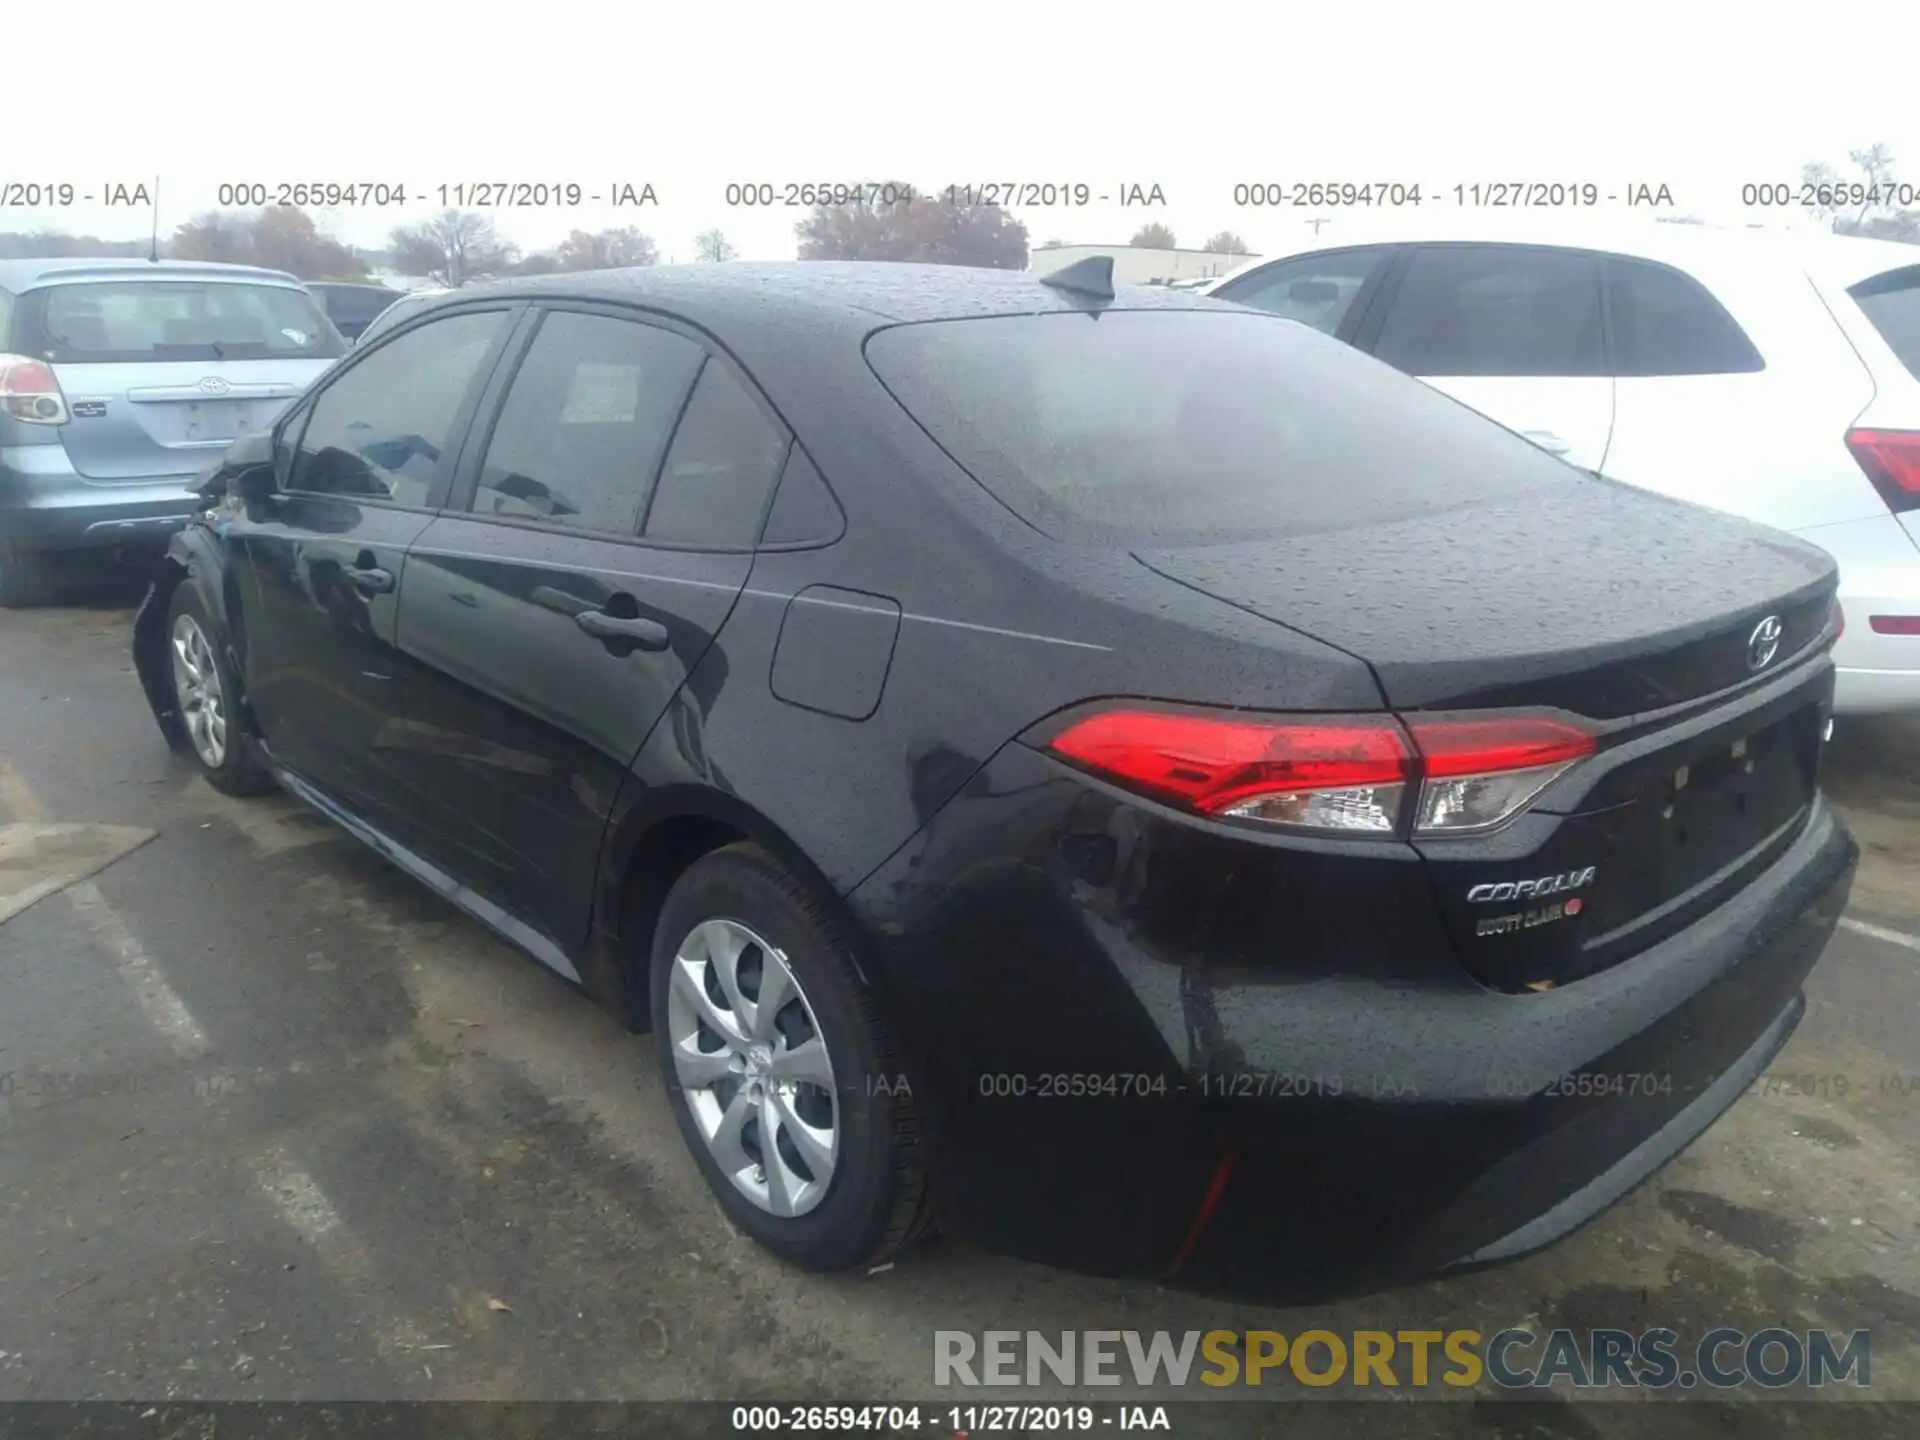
[198,377,231,397]
[1747,614,1783,671]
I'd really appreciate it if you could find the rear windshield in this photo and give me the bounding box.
[21,280,346,364]
[864,309,1581,545]
[1851,265,1920,381]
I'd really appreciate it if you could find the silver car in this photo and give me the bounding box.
[0,258,345,605]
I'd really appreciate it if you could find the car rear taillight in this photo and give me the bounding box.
[1834,598,1846,639]
[1846,428,1920,515]
[1870,615,1920,635]
[1040,706,1595,839]
[0,354,70,425]
[1043,710,1412,833]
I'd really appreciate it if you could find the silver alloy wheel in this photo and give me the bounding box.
[169,612,228,769]
[665,917,839,1217]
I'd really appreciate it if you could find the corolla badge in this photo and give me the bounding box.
[1747,614,1783,671]
[198,376,231,397]
[1466,867,1597,904]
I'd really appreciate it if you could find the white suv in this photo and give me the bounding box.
[1205,221,1920,714]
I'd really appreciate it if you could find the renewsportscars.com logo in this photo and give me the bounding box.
[934,1328,1871,1391]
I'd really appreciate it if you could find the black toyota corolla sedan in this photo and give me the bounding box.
[133,260,1857,1298]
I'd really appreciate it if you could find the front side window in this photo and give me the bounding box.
[1372,245,1605,377]
[26,280,347,363]
[288,309,507,505]
[1211,247,1392,335]
[471,311,704,535]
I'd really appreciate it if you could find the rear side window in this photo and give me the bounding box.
[1606,257,1763,375]
[1372,245,1605,377]
[866,310,1582,546]
[1851,265,1920,381]
[290,309,506,505]
[22,280,346,363]
[642,361,789,547]
[472,310,704,535]
[1210,247,1391,335]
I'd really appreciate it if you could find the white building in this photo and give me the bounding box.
[1029,244,1258,286]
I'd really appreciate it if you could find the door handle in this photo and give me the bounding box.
[575,608,670,650]
[1522,430,1573,457]
[345,565,396,595]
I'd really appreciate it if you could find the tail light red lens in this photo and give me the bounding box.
[1846,428,1920,515]
[1041,707,1596,839]
[1834,598,1846,640]
[1870,615,1920,635]
[1044,710,1412,833]
[0,354,70,425]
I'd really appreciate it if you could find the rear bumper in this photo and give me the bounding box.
[849,742,1858,1297]
[0,445,199,550]
[1834,664,1920,714]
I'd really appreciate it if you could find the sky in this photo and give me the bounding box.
[8,1,1919,266]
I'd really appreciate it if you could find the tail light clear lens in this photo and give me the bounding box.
[1040,706,1595,839]
[1846,428,1920,515]
[0,353,70,425]
[1403,715,1596,836]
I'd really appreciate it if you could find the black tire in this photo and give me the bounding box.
[650,842,933,1272]
[165,585,278,798]
[0,541,59,608]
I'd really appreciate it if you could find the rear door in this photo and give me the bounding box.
[392,305,791,948]
[236,304,518,847]
[27,276,343,481]
[1358,243,1615,470]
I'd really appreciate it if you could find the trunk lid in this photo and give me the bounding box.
[1133,478,1837,719]
[50,358,323,481]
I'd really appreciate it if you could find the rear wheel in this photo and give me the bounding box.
[0,541,58,607]
[650,843,933,1271]
[166,586,276,798]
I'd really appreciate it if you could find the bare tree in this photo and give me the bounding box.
[1848,143,1898,229]
[553,227,660,271]
[171,212,257,265]
[695,229,737,263]
[1201,231,1250,255]
[1128,223,1178,249]
[796,183,1028,269]
[389,210,519,287]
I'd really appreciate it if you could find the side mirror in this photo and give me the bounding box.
[222,429,280,503]
[233,464,280,504]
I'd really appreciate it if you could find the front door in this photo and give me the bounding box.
[390,307,792,950]
[235,306,518,848]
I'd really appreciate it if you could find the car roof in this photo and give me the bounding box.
[1209,219,1920,290]
[308,281,401,295]
[449,261,1233,338]
[0,257,305,291]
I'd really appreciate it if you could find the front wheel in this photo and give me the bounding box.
[166,586,277,797]
[650,843,933,1271]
